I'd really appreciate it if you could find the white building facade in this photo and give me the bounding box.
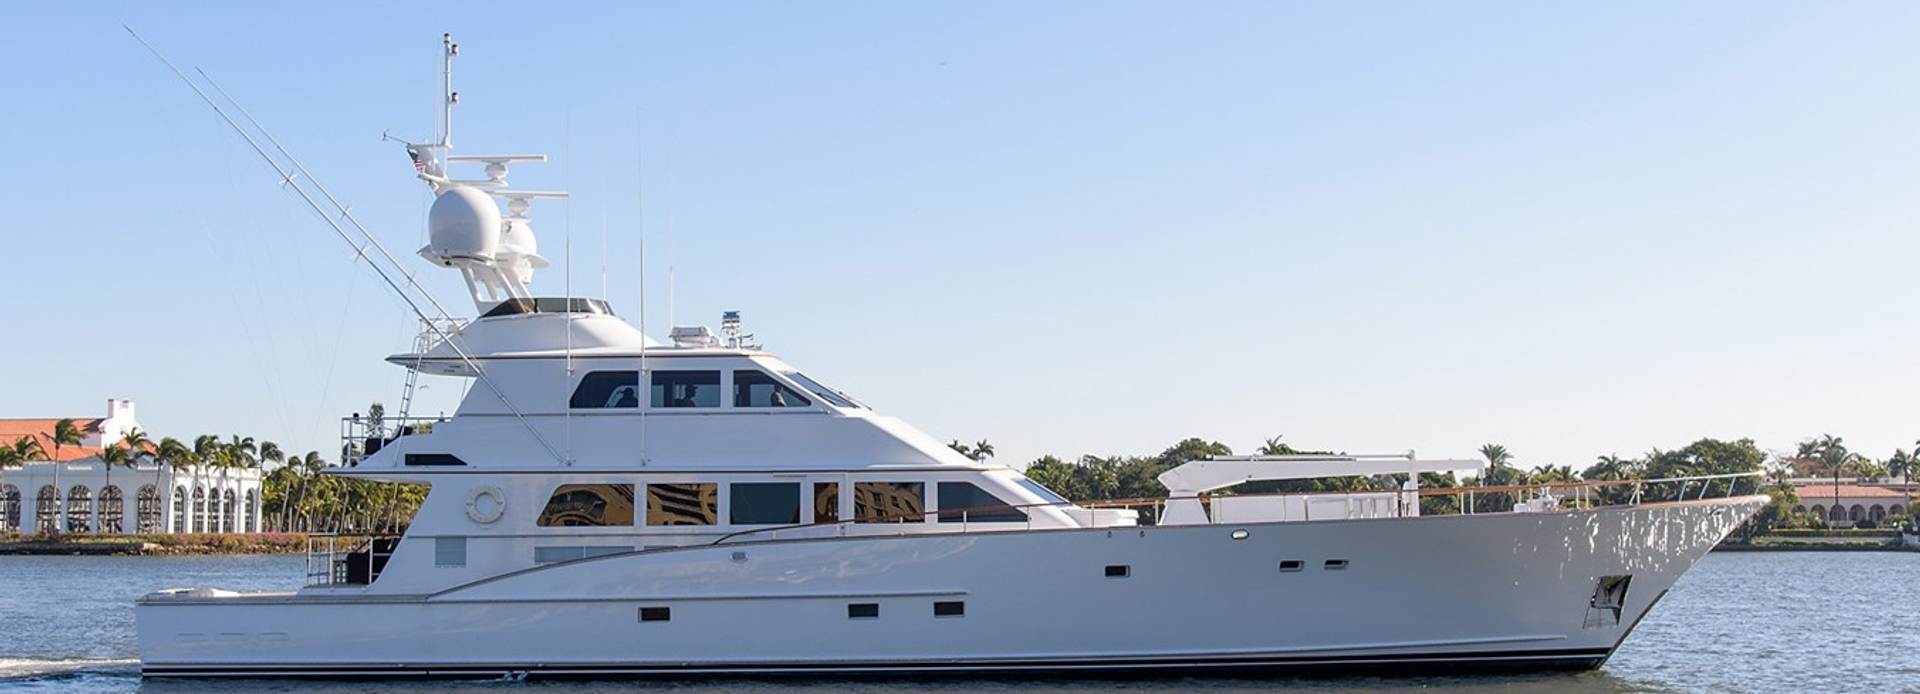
[0,399,264,535]
[0,462,263,535]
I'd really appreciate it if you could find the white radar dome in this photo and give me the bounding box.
[495,217,550,286]
[424,186,502,264]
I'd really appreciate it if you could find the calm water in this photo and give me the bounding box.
[0,552,1913,693]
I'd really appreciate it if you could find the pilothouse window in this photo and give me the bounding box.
[537,484,636,527]
[783,372,864,409]
[733,371,810,408]
[652,371,720,408]
[570,371,641,409]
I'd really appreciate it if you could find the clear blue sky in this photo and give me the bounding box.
[5,2,1920,470]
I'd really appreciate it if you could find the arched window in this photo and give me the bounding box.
[36,486,58,533]
[67,485,93,533]
[243,489,257,533]
[137,485,162,534]
[1828,505,1847,522]
[1810,505,1826,520]
[99,486,124,534]
[192,487,207,533]
[221,490,236,533]
[1849,504,1866,521]
[172,486,187,533]
[1792,505,1806,515]
[1870,505,1886,522]
[0,484,19,532]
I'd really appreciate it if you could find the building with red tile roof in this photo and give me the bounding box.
[1792,482,1913,527]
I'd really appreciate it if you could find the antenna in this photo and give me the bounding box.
[128,28,566,466]
[635,113,649,465]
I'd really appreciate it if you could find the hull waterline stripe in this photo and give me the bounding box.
[141,647,1615,678]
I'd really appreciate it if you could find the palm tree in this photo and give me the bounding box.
[1478,444,1512,469]
[1892,445,1916,514]
[47,418,82,534]
[1258,436,1298,456]
[1798,435,1855,525]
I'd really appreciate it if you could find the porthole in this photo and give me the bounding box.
[1324,559,1349,570]
[1279,560,1303,572]
[465,486,506,524]
[1230,529,1250,540]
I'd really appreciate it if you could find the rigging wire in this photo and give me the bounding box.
[127,27,567,466]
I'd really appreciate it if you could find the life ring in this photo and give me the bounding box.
[466,485,506,524]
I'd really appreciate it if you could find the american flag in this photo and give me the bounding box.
[407,146,427,174]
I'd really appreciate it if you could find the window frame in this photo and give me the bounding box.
[650,370,724,409]
[536,483,637,528]
[728,481,803,526]
[732,370,813,409]
[644,480,721,528]
[569,370,643,409]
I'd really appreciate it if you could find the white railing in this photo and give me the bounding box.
[304,533,400,587]
[710,471,1766,546]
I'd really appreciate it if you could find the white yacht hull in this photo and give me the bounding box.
[138,496,1763,679]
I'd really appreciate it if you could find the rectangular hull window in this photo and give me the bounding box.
[652,371,721,408]
[731,482,801,525]
[853,482,925,523]
[434,537,467,567]
[937,482,1027,523]
[813,482,840,523]
[848,603,879,619]
[933,601,965,617]
[734,371,810,407]
[537,484,636,527]
[647,483,719,526]
[570,371,641,409]
[639,607,671,622]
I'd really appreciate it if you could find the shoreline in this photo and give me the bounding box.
[0,533,309,556]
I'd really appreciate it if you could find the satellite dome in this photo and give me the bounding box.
[424,186,502,264]
[496,218,549,268]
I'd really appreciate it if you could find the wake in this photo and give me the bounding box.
[0,656,140,680]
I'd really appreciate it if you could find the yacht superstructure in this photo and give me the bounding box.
[134,35,1767,679]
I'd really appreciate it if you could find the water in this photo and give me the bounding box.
[0,552,1912,693]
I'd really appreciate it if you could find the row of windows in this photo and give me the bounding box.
[534,481,1029,528]
[635,600,966,624]
[570,369,861,410]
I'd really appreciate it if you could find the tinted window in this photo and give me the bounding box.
[571,371,641,409]
[652,371,720,408]
[537,484,636,526]
[646,483,718,525]
[733,371,810,408]
[1014,478,1069,505]
[813,482,840,523]
[783,372,863,409]
[730,482,801,525]
[937,482,1027,523]
[853,482,925,523]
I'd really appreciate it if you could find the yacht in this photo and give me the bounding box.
[136,35,1768,679]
